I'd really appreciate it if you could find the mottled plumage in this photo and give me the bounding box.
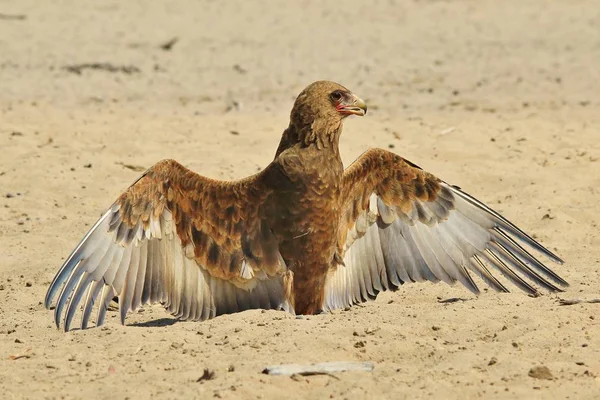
[45,81,567,331]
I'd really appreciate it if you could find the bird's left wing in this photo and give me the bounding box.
[323,149,567,311]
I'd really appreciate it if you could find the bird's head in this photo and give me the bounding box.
[290,81,367,126]
[280,81,367,152]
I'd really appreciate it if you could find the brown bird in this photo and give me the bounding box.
[45,81,567,331]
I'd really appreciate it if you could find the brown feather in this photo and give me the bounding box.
[116,159,282,281]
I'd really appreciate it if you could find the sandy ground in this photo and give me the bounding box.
[1,0,599,398]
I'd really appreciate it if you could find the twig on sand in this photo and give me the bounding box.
[8,348,33,360]
[0,13,26,20]
[63,63,140,75]
[437,297,470,304]
[262,361,374,377]
[116,162,146,172]
[558,298,600,306]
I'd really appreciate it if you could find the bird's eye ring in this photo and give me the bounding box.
[330,91,343,102]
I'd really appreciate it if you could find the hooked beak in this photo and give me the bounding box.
[338,94,367,117]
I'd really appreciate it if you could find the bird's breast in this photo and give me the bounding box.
[271,166,342,262]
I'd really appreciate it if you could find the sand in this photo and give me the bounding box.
[1,0,599,398]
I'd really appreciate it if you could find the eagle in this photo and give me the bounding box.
[45,81,567,331]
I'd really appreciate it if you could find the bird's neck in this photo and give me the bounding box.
[274,119,343,158]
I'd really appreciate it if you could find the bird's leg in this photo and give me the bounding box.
[282,269,295,313]
[292,263,328,315]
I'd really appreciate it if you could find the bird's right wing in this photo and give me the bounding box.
[323,149,567,311]
[45,159,293,331]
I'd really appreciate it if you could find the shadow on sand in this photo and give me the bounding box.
[129,318,179,328]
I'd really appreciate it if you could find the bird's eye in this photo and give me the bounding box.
[330,91,343,102]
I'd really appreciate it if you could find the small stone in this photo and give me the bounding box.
[232,65,247,74]
[14,338,23,344]
[25,282,32,287]
[488,357,498,366]
[431,326,441,331]
[528,366,553,380]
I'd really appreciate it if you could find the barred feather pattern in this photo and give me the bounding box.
[324,155,566,311]
[45,204,293,332]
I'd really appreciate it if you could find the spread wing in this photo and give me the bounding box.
[45,159,293,331]
[323,149,567,311]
